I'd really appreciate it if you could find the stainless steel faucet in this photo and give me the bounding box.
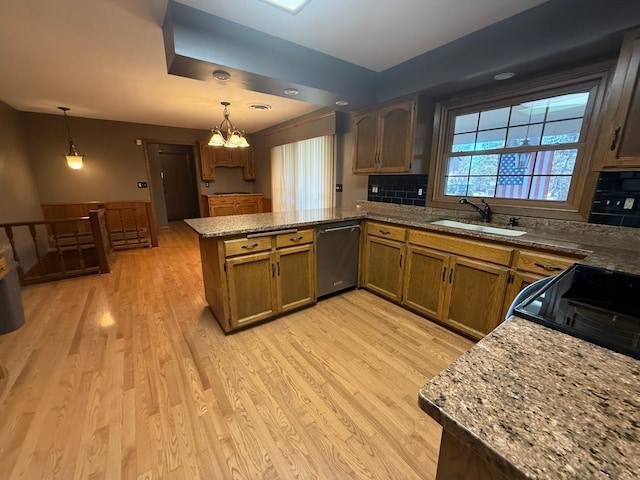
[459,198,492,223]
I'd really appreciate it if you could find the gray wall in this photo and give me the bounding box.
[251,108,369,208]
[22,112,254,205]
[0,101,43,268]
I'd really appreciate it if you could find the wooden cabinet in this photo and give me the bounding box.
[501,248,583,320]
[403,230,512,340]
[205,194,263,217]
[200,229,316,332]
[198,142,257,180]
[362,222,406,302]
[442,257,510,339]
[352,100,416,173]
[403,245,448,319]
[594,29,640,169]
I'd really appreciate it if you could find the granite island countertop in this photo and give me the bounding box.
[184,205,640,275]
[419,316,640,480]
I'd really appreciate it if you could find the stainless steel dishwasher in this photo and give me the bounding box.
[316,221,360,298]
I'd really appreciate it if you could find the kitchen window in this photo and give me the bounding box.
[429,65,610,218]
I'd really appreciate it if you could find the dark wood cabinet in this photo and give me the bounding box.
[594,29,640,169]
[198,142,256,180]
[352,100,416,173]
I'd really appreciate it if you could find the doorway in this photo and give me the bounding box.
[147,143,199,227]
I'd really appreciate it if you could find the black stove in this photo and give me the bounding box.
[513,264,640,359]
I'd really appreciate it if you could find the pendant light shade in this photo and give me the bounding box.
[59,107,84,169]
[208,102,250,148]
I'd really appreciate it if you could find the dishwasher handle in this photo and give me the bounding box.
[318,224,361,234]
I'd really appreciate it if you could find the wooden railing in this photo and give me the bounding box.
[0,209,111,286]
[41,201,158,249]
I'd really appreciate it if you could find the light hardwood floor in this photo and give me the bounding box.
[0,222,474,480]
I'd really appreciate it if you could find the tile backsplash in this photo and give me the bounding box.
[589,171,640,228]
[367,174,428,207]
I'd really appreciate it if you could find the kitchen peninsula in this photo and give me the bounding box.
[419,316,640,480]
[185,203,640,333]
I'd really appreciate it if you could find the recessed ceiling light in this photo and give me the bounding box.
[493,72,515,81]
[335,100,349,106]
[249,103,272,110]
[260,0,312,15]
[212,70,231,81]
[283,88,299,96]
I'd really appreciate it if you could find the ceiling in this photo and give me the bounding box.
[0,0,637,134]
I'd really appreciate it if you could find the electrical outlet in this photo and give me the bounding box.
[137,181,148,188]
[205,181,210,187]
[418,188,423,196]
[623,197,635,210]
[371,185,379,194]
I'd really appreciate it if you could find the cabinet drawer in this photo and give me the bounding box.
[515,250,580,275]
[209,197,235,207]
[275,229,314,248]
[366,222,406,242]
[409,230,513,266]
[224,237,272,257]
[0,255,8,281]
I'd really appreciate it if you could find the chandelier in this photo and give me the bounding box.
[208,102,250,148]
[59,106,84,169]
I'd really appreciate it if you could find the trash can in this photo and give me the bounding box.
[0,253,25,334]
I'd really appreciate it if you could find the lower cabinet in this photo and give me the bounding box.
[205,194,263,217]
[402,242,509,339]
[201,229,316,332]
[362,222,406,302]
[442,257,509,339]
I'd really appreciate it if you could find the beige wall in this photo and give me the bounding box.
[22,112,254,204]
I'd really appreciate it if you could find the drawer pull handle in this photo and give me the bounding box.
[534,262,563,272]
[242,243,259,249]
[290,236,304,241]
[379,229,390,235]
[609,126,621,151]
[442,267,446,282]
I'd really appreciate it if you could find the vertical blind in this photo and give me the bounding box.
[270,135,335,212]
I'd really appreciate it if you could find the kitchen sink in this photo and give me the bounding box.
[430,219,526,237]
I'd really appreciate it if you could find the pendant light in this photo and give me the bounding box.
[59,107,84,169]
[208,102,250,148]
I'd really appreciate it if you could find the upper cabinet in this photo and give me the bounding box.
[595,29,640,170]
[352,100,417,173]
[198,142,256,181]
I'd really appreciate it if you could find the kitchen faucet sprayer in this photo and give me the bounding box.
[459,198,492,223]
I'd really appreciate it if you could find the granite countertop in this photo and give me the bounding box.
[418,317,640,479]
[184,205,640,274]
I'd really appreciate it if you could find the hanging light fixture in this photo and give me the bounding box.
[59,107,84,169]
[208,102,250,148]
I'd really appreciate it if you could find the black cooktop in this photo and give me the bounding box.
[514,264,640,359]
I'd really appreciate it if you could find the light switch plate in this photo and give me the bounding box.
[623,197,635,210]
[371,185,379,193]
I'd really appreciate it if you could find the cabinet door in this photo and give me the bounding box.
[242,149,256,181]
[363,235,405,302]
[211,148,234,166]
[209,197,237,217]
[442,257,509,340]
[198,142,215,180]
[352,113,379,173]
[378,101,415,172]
[403,245,449,320]
[501,271,544,321]
[226,251,276,328]
[276,244,315,312]
[235,196,262,215]
[598,29,640,169]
